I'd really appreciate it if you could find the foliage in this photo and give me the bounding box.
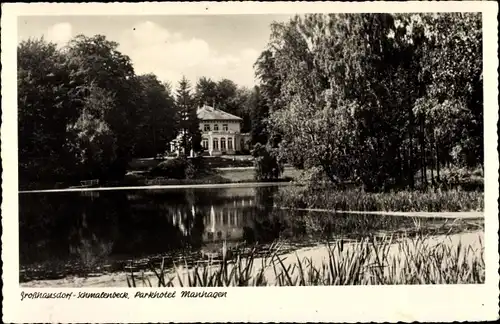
[194,76,218,107]
[65,35,141,180]
[18,38,80,184]
[185,157,206,180]
[67,85,118,180]
[252,143,283,181]
[194,77,254,132]
[148,157,208,180]
[133,74,177,157]
[18,35,182,187]
[149,158,188,179]
[275,186,484,212]
[176,77,202,155]
[127,234,485,286]
[249,86,269,145]
[255,13,483,192]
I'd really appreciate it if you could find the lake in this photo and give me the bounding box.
[19,184,475,282]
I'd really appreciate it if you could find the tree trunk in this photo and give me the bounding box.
[419,114,427,189]
[153,125,157,157]
[436,138,440,182]
[409,115,415,189]
[430,132,435,186]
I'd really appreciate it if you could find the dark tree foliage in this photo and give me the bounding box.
[134,74,177,158]
[18,35,180,188]
[176,76,202,155]
[255,13,483,192]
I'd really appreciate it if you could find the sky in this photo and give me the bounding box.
[17,15,293,88]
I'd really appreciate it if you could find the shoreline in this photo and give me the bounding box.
[19,181,296,194]
[275,207,484,219]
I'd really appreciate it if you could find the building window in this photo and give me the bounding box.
[213,138,219,150]
[228,138,233,150]
[204,124,210,131]
[214,124,219,131]
[202,138,209,149]
[223,124,228,131]
[221,138,226,150]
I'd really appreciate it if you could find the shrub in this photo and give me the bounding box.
[274,186,484,212]
[185,156,205,179]
[438,166,484,191]
[252,143,283,181]
[149,158,187,179]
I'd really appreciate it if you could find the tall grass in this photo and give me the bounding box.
[127,234,484,287]
[275,186,484,212]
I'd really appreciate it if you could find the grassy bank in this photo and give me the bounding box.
[274,186,484,212]
[127,233,484,286]
[123,166,299,186]
[128,156,255,172]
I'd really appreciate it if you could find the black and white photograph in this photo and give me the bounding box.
[2,2,499,323]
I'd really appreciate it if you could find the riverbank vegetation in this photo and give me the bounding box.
[126,233,484,286]
[275,186,484,213]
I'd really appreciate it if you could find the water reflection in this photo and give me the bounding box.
[19,186,284,281]
[19,185,459,282]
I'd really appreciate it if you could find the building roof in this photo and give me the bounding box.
[197,105,242,121]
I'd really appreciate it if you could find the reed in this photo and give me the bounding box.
[126,234,484,287]
[275,187,484,212]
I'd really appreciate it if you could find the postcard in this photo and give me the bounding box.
[2,1,499,323]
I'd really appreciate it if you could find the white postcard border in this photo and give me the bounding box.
[2,2,499,323]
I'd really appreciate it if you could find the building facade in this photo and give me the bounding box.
[170,105,251,156]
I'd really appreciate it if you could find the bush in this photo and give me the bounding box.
[149,158,187,179]
[185,156,205,179]
[437,166,484,191]
[274,186,484,212]
[252,143,283,181]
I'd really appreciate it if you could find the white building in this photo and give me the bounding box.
[170,105,251,156]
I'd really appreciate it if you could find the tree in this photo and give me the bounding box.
[252,143,283,181]
[175,76,201,155]
[256,13,483,191]
[194,77,218,107]
[215,79,239,113]
[65,34,141,179]
[195,76,253,132]
[134,74,177,157]
[67,84,118,180]
[248,86,269,145]
[18,38,81,185]
[418,13,483,168]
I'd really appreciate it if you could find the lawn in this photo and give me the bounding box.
[217,166,300,182]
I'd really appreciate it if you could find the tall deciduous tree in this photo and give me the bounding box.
[134,74,177,157]
[194,77,218,107]
[18,38,80,185]
[248,86,269,145]
[256,13,483,191]
[65,34,141,179]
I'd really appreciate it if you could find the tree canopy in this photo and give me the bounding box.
[255,13,483,191]
[18,35,180,187]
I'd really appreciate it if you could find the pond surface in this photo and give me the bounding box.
[19,185,476,282]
